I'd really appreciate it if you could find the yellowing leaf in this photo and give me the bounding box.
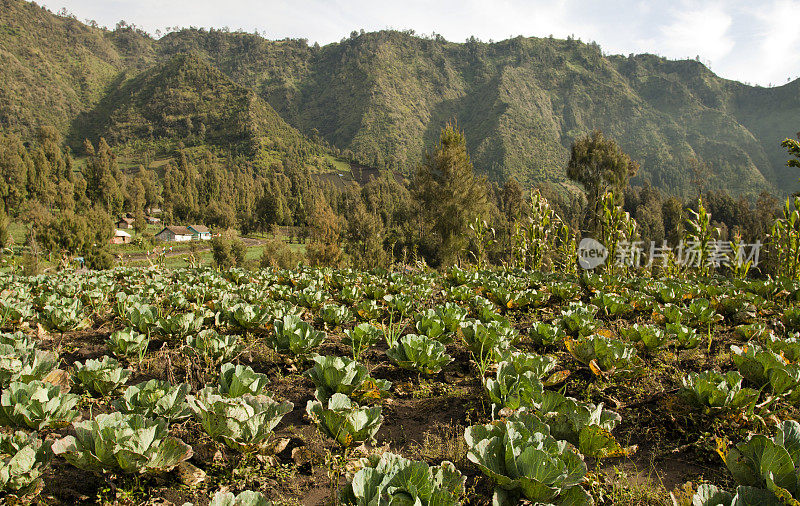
[543,370,571,387]
[589,359,604,377]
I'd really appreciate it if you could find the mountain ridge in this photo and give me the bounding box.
[1,0,798,196]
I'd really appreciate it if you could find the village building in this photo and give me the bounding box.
[110,229,132,244]
[116,216,135,229]
[187,225,212,240]
[155,226,194,242]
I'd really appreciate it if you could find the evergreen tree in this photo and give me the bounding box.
[567,130,639,235]
[0,203,9,250]
[83,138,123,213]
[413,122,489,265]
[0,133,30,211]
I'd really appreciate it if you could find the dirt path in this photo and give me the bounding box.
[117,237,265,263]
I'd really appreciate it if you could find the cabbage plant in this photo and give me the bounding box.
[767,334,800,362]
[383,294,414,316]
[686,298,722,328]
[217,363,272,397]
[560,303,598,336]
[0,345,59,388]
[689,483,775,506]
[51,412,193,474]
[187,389,293,452]
[125,303,159,335]
[0,299,33,329]
[731,343,800,396]
[435,302,469,333]
[665,323,700,349]
[499,349,558,379]
[186,329,243,364]
[0,380,80,429]
[565,334,637,375]
[108,328,150,362]
[269,315,325,356]
[343,323,383,358]
[537,390,627,458]
[156,311,205,339]
[210,489,271,506]
[41,299,89,334]
[414,309,447,341]
[226,302,271,330]
[0,431,50,497]
[549,281,582,302]
[460,320,514,362]
[73,356,131,396]
[620,323,668,352]
[113,379,192,423]
[355,299,382,321]
[304,355,390,404]
[659,303,684,324]
[306,393,382,448]
[680,370,759,413]
[321,303,351,327]
[528,322,566,347]
[386,334,452,375]
[704,420,800,504]
[484,361,544,417]
[341,451,465,505]
[592,292,633,317]
[465,410,592,505]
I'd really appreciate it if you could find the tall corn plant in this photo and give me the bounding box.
[510,190,570,272]
[771,196,800,279]
[728,231,753,279]
[468,218,496,270]
[685,197,718,277]
[598,191,638,276]
[554,223,578,274]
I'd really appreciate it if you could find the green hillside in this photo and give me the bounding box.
[68,53,312,158]
[1,0,798,196]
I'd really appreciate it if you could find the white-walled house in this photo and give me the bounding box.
[187,225,212,241]
[110,229,132,244]
[155,226,194,242]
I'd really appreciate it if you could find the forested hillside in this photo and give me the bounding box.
[0,0,798,196]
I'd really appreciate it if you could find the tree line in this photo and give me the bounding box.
[0,123,796,277]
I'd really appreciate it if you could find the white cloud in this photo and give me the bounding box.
[638,2,735,63]
[750,0,800,85]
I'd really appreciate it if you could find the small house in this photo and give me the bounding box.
[155,226,194,242]
[116,216,135,229]
[146,216,161,225]
[110,229,132,245]
[187,225,212,241]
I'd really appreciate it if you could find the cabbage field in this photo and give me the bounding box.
[2,265,800,505]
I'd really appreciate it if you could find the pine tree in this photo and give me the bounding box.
[413,122,488,265]
[567,130,639,235]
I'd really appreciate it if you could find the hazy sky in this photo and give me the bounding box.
[41,0,800,87]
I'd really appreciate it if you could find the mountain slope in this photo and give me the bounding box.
[0,0,153,139]
[1,1,798,196]
[156,30,796,195]
[68,53,310,156]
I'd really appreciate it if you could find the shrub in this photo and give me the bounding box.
[259,238,303,269]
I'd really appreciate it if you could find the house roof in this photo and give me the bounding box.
[188,225,210,234]
[118,216,134,224]
[158,226,193,236]
[114,229,131,238]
